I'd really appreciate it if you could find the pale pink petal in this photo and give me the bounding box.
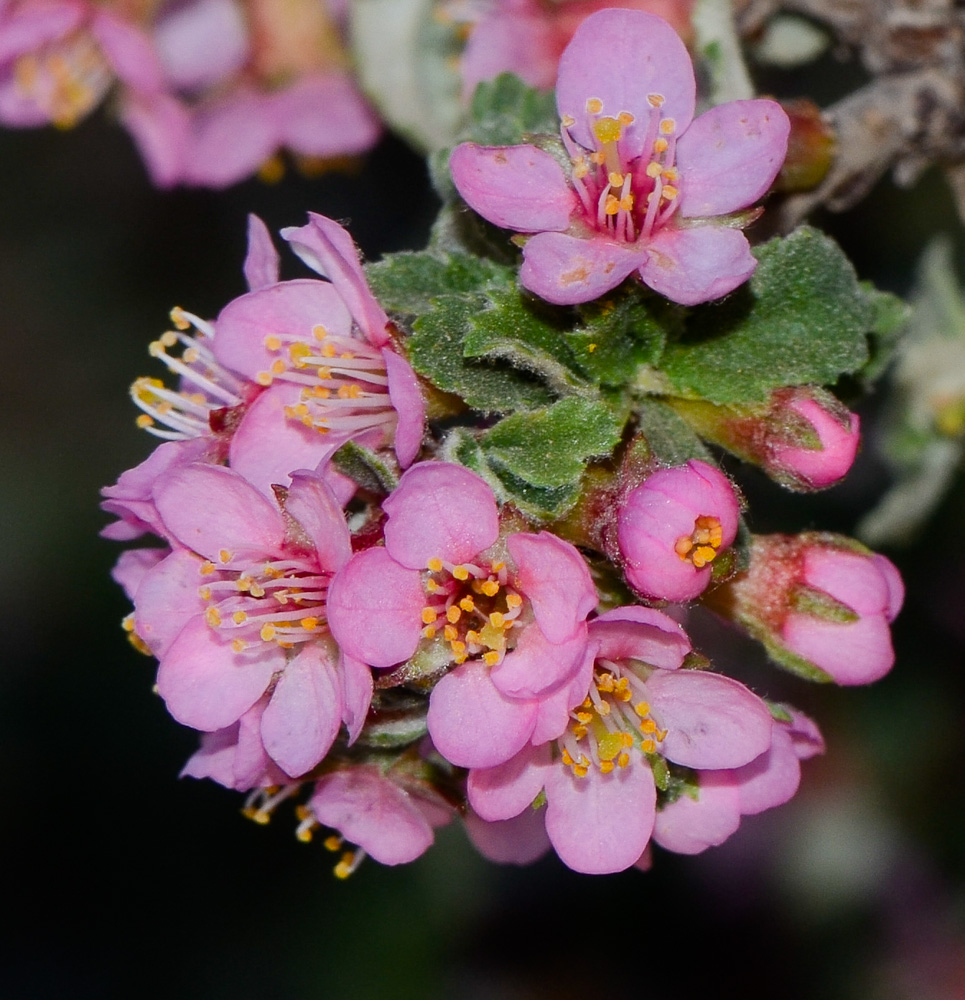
[326,548,424,667]
[383,463,498,569]
[260,643,341,777]
[156,616,281,730]
[154,463,285,561]
[426,660,537,769]
[676,100,789,218]
[213,279,352,379]
[133,548,208,657]
[491,621,586,699]
[620,528,710,601]
[383,348,425,468]
[507,531,596,643]
[464,807,551,865]
[243,214,280,291]
[646,670,773,769]
[0,1,84,61]
[118,91,190,188]
[450,143,576,232]
[90,11,165,93]
[652,772,742,854]
[782,613,894,685]
[529,646,594,744]
[228,383,344,500]
[233,696,288,788]
[310,768,435,865]
[460,4,557,97]
[520,231,646,305]
[180,723,243,788]
[467,742,553,821]
[271,73,381,157]
[544,762,656,874]
[556,9,695,162]
[732,724,800,815]
[769,397,859,489]
[787,709,825,760]
[640,225,756,306]
[873,554,905,621]
[284,469,352,573]
[111,547,167,602]
[803,547,890,615]
[150,0,248,92]
[589,605,691,668]
[281,213,391,346]
[339,651,374,744]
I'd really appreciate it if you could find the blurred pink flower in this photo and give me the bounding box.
[616,459,741,602]
[450,8,788,305]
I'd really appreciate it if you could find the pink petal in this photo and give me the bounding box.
[491,621,586,699]
[90,10,165,93]
[467,742,553,821]
[450,142,576,232]
[281,213,391,347]
[803,547,890,615]
[464,806,551,865]
[133,548,208,657]
[529,647,594,744]
[0,1,84,61]
[213,279,352,379]
[326,548,425,667]
[640,225,756,306]
[520,231,646,305]
[154,463,285,561]
[310,768,435,865]
[652,772,742,854]
[676,100,789,218]
[339,651,374,744]
[589,605,691,668]
[284,469,352,573]
[180,723,244,788]
[873,554,904,622]
[460,5,558,97]
[645,669,773,769]
[383,348,425,468]
[111,546,167,602]
[782,613,894,685]
[507,531,596,644]
[149,0,248,92]
[787,709,825,760]
[243,214,280,291]
[260,643,342,777]
[620,528,710,602]
[156,616,281,730]
[556,9,695,162]
[118,91,190,188]
[544,761,656,874]
[233,697,288,788]
[732,724,801,815]
[426,659,537,769]
[383,462,498,569]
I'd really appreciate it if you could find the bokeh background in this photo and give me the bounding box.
[3,54,965,998]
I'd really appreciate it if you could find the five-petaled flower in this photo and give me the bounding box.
[450,8,789,306]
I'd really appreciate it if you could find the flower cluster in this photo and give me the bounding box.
[103,9,905,878]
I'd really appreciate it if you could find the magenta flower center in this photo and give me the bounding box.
[198,550,331,651]
[257,324,398,439]
[559,660,666,777]
[674,515,724,569]
[419,556,524,667]
[562,94,680,244]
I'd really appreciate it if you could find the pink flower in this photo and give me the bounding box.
[652,708,823,854]
[133,461,373,778]
[616,459,741,602]
[326,461,598,770]
[730,533,904,685]
[450,8,789,306]
[467,606,774,873]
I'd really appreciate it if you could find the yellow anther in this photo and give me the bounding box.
[573,725,588,740]
[675,536,694,558]
[641,738,655,753]
[597,673,615,693]
[444,624,458,642]
[316,369,331,382]
[264,334,282,351]
[505,593,522,609]
[586,97,603,114]
[219,550,233,564]
[621,732,634,748]
[660,118,675,135]
[593,116,623,144]
[646,161,663,178]
[260,623,276,641]
[205,607,222,627]
[136,414,154,428]
[423,625,437,639]
[289,342,312,366]
[656,728,667,742]
[692,545,717,568]
[582,697,593,709]
[459,596,475,613]
[426,579,441,594]
[561,113,576,127]
[334,851,356,879]
[573,762,589,778]
[182,347,199,364]
[597,701,611,716]
[446,605,461,624]
[490,561,505,573]
[337,384,362,399]
[608,171,624,187]
[466,629,480,643]
[453,651,468,665]
[121,613,136,632]
[605,194,620,215]
[339,351,355,360]
[323,834,341,851]
[483,650,501,667]
[301,617,319,630]
[427,557,443,573]
[452,565,470,581]
[576,711,594,725]
[250,810,271,826]
[199,586,211,601]
[489,611,506,628]
[422,607,438,624]
[635,701,651,717]
[618,111,635,126]
[662,166,679,182]
[231,639,247,653]
[573,161,590,180]
[617,752,631,768]
[312,324,328,340]
[256,371,273,386]
[662,184,679,201]
[648,93,665,107]
[654,137,669,153]
[270,359,286,375]
[561,748,574,765]
[590,151,606,165]
[641,718,657,734]
[600,760,615,774]
[250,583,267,598]
[620,194,634,212]
[295,827,313,843]
[451,640,467,655]
[479,579,500,597]
[170,307,190,330]
[232,610,248,625]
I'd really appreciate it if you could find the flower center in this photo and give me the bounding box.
[674,515,724,568]
[198,550,330,651]
[560,94,681,242]
[559,660,666,777]
[419,557,523,667]
[258,324,397,440]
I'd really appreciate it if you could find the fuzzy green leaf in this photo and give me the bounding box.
[660,227,873,403]
[465,72,559,147]
[331,440,399,494]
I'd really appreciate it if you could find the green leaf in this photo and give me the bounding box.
[859,283,910,383]
[408,292,555,412]
[465,73,559,147]
[331,440,399,493]
[634,397,715,465]
[463,287,587,393]
[660,227,873,403]
[568,287,673,385]
[365,250,513,316]
[488,466,581,519]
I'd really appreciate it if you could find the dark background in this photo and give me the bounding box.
[2,74,965,999]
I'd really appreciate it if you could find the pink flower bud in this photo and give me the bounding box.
[616,459,741,602]
[730,533,903,685]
